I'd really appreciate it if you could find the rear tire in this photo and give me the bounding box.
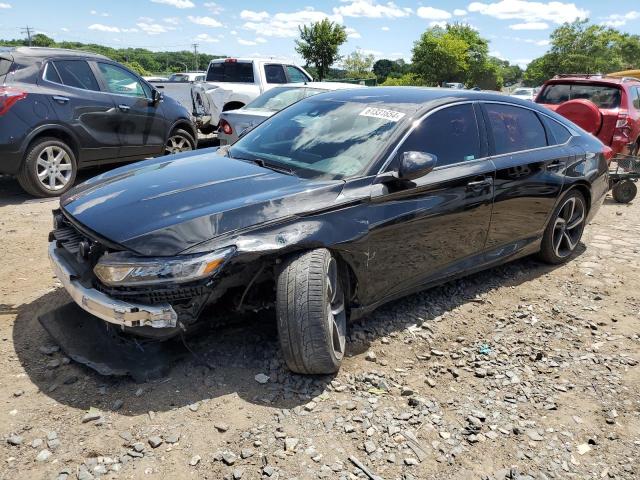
[276,249,347,374]
[538,190,587,264]
[612,180,637,204]
[164,128,195,155]
[17,137,77,197]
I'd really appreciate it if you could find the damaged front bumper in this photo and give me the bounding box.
[48,242,178,329]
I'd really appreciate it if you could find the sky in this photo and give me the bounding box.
[0,0,639,68]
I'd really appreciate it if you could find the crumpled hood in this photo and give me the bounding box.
[61,149,343,256]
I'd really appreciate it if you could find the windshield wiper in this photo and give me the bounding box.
[231,155,297,176]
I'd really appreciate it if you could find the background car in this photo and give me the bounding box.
[510,87,536,101]
[535,74,640,158]
[167,71,205,82]
[217,82,364,145]
[50,87,609,375]
[0,47,197,197]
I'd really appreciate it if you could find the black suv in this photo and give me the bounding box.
[0,47,197,197]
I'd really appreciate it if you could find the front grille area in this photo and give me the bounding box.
[95,282,208,305]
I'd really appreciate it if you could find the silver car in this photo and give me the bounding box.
[217,82,364,145]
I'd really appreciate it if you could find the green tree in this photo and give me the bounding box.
[31,33,55,47]
[381,73,425,86]
[295,19,347,80]
[123,61,150,76]
[373,58,411,83]
[342,50,375,78]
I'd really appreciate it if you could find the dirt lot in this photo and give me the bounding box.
[0,174,639,480]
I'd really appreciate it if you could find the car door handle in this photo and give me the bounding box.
[52,96,69,104]
[467,178,493,188]
[546,160,564,172]
[118,104,131,112]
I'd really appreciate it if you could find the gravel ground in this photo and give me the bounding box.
[0,174,639,480]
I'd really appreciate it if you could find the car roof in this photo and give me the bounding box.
[271,82,365,90]
[308,86,530,114]
[545,75,640,86]
[4,46,110,61]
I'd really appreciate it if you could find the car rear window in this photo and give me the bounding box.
[206,62,254,83]
[538,83,621,109]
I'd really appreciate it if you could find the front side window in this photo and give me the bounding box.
[264,64,287,84]
[50,60,99,91]
[485,103,547,155]
[286,66,309,83]
[98,63,150,97]
[398,104,482,167]
[229,99,408,179]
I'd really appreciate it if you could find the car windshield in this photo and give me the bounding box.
[539,83,621,109]
[246,87,324,111]
[229,98,408,180]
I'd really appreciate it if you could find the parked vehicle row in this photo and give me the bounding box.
[48,87,610,374]
[150,58,314,135]
[0,47,197,197]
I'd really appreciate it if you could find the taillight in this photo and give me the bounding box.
[224,58,238,63]
[602,145,614,163]
[219,119,233,135]
[614,109,631,138]
[0,86,27,116]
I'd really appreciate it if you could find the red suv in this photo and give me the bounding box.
[535,74,640,158]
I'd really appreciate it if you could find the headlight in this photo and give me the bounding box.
[93,247,235,287]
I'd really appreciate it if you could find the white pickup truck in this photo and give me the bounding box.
[150,58,313,135]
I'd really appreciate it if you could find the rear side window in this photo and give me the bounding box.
[43,63,62,84]
[399,104,482,167]
[51,60,99,91]
[286,66,308,83]
[264,64,287,84]
[544,117,573,145]
[538,83,621,109]
[633,87,640,110]
[206,62,254,83]
[485,103,547,155]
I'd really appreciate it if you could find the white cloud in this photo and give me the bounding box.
[454,9,467,16]
[188,16,222,27]
[509,21,549,30]
[90,10,110,17]
[230,30,238,35]
[60,27,69,32]
[601,11,639,28]
[256,37,267,43]
[195,33,219,43]
[514,58,532,67]
[238,38,258,46]
[381,26,390,31]
[417,6,452,20]
[240,10,269,21]
[163,17,180,25]
[468,0,588,24]
[429,20,448,28]
[334,0,411,19]
[0,3,11,9]
[137,22,173,34]
[150,0,194,8]
[536,39,550,46]
[346,27,361,38]
[88,24,120,33]
[203,2,223,15]
[242,8,344,38]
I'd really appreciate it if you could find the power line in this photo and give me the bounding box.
[21,26,33,46]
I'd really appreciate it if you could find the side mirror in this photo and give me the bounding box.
[397,151,437,181]
[151,89,164,104]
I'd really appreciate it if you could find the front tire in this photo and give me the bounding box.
[538,190,587,264]
[276,249,347,374]
[612,180,637,204]
[164,128,195,155]
[17,137,77,197]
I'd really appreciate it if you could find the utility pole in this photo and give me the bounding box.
[21,26,33,46]
[192,43,199,71]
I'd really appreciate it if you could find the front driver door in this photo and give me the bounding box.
[364,103,495,305]
[94,62,167,158]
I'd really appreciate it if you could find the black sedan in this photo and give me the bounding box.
[48,87,610,374]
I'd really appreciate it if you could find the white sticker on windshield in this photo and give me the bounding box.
[359,106,406,122]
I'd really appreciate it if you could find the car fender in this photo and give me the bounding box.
[167,117,197,143]
[20,122,81,157]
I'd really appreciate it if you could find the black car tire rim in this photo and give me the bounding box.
[552,195,585,258]
[326,257,346,359]
[165,135,192,155]
[36,146,73,191]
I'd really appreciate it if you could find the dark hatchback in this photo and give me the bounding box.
[0,47,197,197]
[48,87,609,374]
